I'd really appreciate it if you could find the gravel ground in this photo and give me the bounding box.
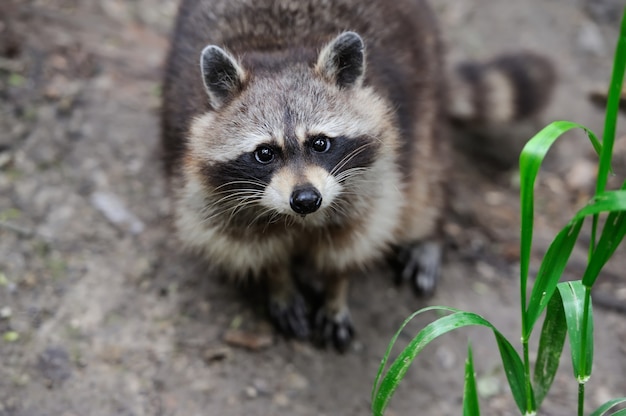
[1,1,625,415]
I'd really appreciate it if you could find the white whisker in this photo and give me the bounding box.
[330,142,376,177]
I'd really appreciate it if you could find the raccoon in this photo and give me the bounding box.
[161,0,555,351]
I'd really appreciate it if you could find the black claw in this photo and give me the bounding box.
[414,263,437,296]
[313,309,354,353]
[392,241,442,297]
[333,321,354,353]
[268,294,310,340]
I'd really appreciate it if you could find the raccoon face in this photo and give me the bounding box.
[186,32,397,227]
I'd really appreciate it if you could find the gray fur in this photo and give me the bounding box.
[200,45,247,110]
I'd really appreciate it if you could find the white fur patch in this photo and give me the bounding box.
[189,113,281,164]
[262,168,294,214]
[175,175,293,277]
[313,150,404,271]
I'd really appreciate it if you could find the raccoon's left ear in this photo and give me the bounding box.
[200,45,247,110]
[316,31,365,89]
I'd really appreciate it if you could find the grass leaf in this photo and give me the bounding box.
[525,219,584,335]
[584,209,626,287]
[533,289,567,407]
[582,185,626,287]
[493,329,533,413]
[371,309,531,415]
[557,281,594,381]
[573,188,626,221]
[371,306,457,406]
[463,344,480,416]
[519,121,602,337]
[596,2,626,195]
[589,398,626,416]
[526,187,626,334]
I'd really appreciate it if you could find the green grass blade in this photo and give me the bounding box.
[371,311,531,415]
[463,344,480,416]
[371,306,457,406]
[573,188,626,220]
[582,186,626,287]
[525,219,584,336]
[589,398,626,416]
[526,188,626,334]
[596,4,626,195]
[533,289,567,407]
[609,409,626,416]
[519,121,602,337]
[583,209,626,287]
[493,329,533,414]
[557,281,594,381]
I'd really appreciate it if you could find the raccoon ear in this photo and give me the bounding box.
[200,45,247,109]
[317,31,365,89]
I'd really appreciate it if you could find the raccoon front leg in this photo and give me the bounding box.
[313,273,354,353]
[266,265,310,340]
[394,240,442,296]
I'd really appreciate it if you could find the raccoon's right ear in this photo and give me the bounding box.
[317,31,365,89]
[200,45,247,110]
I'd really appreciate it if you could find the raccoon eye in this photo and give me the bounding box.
[254,146,275,164]
[311,136,331,153]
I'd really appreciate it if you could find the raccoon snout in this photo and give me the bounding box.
[290,186,322,215]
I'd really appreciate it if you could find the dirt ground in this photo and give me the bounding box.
[1,1,625,415]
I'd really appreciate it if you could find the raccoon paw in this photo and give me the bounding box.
[394,241,442,296]
[313,307,354,353]
[268,293,310,340]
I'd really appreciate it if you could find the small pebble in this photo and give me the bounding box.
[223,329,273,351]
[252,378,272,395]
[190,379,214,393]
[0,306,11,319]
[285,371,309,391]
[272,393,290,408]
[244,386,258,399]
[485,191,505,206]
[37,346,72,385]
[13,373,29,387]
[477,375,502,398]
[203,346,232,363]
[90,191,145,234]
[476,261,497,281]
[578,21,606,55]
[566,159,596,191]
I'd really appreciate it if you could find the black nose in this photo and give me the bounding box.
[290,186,322,215]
